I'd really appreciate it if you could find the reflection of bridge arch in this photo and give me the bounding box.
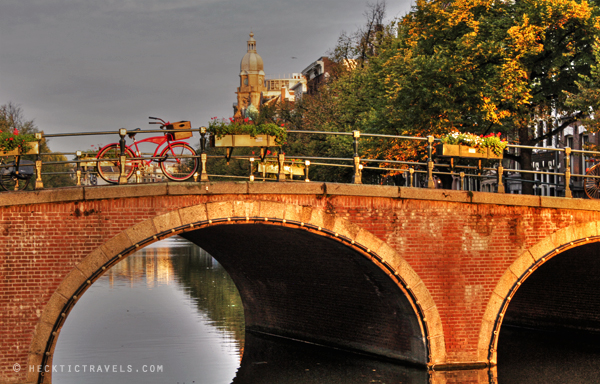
[32,200,444,383]
[480,222,600,365]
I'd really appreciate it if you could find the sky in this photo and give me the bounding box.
[0,0,413,154]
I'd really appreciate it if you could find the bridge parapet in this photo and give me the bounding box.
[2,182,600,212]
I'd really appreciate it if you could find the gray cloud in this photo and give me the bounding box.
[0,0,412,153]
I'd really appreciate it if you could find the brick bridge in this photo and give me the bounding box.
[2,182,600,384]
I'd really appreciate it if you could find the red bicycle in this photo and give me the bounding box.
[585,159,600,199]
[96,117,199,184]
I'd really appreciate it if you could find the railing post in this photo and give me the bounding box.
[199,126,209,182]
[34,132,44,190]
[277,152,285,181]
[118,128,128,185]
[564,147,572,198]
[460,172,465,191]
[409,168,414,187]
[304,160,310,182]
[497,163,505,193]
[427,136,435,188]
[353,130,362,184]
[75,150,82,186]
[13,155,22,191]
[249,157,255,182]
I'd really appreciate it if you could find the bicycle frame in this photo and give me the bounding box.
[96,119,199,184]
[97,134,191,168]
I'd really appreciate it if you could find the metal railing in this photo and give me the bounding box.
[3,126,599,199]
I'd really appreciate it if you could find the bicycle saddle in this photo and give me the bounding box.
[128,128,141,139]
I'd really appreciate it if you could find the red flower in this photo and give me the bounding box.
[280,124,285,127]
[13,128,19,135]
[497,132,501,137]
[244,118,249,123]
[9,137,13,141]
[267,150,271,155]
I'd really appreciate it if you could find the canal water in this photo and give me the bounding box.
[54,237,600,384]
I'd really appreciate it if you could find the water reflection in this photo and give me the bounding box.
[170,245,245,356]
[54,237,243,384]
[233,332,428,384]
[54,237,599,384]
[497,326,600,384]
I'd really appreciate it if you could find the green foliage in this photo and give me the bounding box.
[292,0,600,191]
[208,117,288,145]
[567,41,600,137]
[1,102,75,188]
[0,131,37,152]
[440,131,507,156]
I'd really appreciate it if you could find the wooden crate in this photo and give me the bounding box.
[168,121,192,140]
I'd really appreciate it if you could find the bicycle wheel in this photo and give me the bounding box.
[159,143,199,181]
[96,144,135,184]
[584,163,600,199]
[0,173,30,191]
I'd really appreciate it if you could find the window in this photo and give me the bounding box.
[582,135,590,173]
[566,135,573,148]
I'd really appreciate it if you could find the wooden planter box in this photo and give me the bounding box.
[436,144,502,160]
[211,134,277,147]
[258,162,305,176]
[0,141,39,156]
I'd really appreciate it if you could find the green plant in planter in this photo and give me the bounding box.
[0,131,37,153]
[208,117,287,146]
[440,131,507,156]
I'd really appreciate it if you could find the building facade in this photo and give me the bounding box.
[234,33,306,117]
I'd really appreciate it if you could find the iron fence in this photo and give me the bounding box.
[3,126,599,199]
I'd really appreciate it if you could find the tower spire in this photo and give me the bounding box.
[247,32,256,53]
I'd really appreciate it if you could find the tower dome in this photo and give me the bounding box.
[235,32,266,118]
[240,32,265,75]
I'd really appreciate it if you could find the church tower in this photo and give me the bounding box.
[235,32,266,117]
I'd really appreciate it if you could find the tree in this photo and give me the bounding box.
[567,40,600,150]
[296,0,599,192]
[329,1,389,69]
[0,102,75,188]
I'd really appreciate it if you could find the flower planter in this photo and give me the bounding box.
[436,144,502,160]
[211,134,277,147]
[0,141,39,156]
[258,162,305,176]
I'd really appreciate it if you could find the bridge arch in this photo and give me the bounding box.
[479,221,600,365]
[30,199,445,382]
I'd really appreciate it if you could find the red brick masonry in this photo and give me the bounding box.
[2,182,600,383]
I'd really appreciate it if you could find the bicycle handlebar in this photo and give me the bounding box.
[149,116,168,126]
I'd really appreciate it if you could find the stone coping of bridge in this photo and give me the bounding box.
[2,182,600,211]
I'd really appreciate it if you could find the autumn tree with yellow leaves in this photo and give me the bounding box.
[295,0,599,192]
[567,41,600,150]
